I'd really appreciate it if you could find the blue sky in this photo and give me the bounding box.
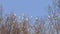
[1,0,60,34]
[0,0,52,18]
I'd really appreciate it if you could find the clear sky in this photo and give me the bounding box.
[0,0,59,34]
[0,0,52,18]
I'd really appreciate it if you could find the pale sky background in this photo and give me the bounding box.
[0,0,60,34]
[0,0,52,18]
